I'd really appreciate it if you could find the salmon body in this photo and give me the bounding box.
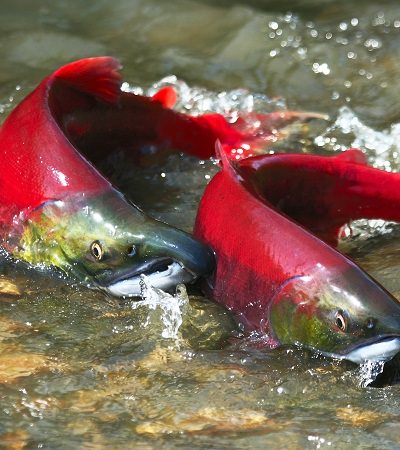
[194,147,400,363]
[0,57,220,296]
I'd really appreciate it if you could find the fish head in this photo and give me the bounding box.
[269,265,400,364]
[14,189,215,297]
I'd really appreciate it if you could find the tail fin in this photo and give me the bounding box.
[52,57,122,103]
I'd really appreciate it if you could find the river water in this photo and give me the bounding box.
[0,1,400,448]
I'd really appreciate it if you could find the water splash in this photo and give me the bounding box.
[316,106,400,171]
[357,360,386,387]
[122,75,286,121]
[339,219,397,244]
[129,275,189,342]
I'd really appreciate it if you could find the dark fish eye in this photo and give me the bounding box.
[90,240,104,261]
[366,317,376,329]
[127,245,137,257]
[335,310,347,332]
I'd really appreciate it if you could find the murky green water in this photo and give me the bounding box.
[0,1,400,448]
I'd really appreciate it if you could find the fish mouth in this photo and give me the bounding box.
[321,336,400,365]
[99,257,196,297]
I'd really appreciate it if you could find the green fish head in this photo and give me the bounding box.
[13,189,215,297]
[269,265,400,364]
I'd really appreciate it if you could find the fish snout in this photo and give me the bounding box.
[269,269,400,364]
[103,223,216,298]
[145,223,216,280]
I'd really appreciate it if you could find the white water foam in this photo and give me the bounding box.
[122,75,286,120]
[357,360,385,387]
[316,106,400,171]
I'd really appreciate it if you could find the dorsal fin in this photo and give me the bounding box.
[152,86,177,108]
[52,56,122,103]
[215,140,239,179]
[334,148,367,165]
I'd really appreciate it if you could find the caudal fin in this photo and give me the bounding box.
[52,56,122,103]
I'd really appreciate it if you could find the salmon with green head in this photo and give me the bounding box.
[0,57,216,295]
[194,145,400,363]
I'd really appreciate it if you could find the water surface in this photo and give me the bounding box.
[0,1,400,448]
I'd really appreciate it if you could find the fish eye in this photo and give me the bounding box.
[90,240,104,261]
[335,310,347,332]
[127,245,137,257]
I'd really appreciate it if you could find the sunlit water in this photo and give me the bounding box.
[0,1,400,448]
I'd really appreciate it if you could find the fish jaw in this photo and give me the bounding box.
[104,261,195,297]
[322,337,400,364]
[269,267,400,365]
[7,189,215,297]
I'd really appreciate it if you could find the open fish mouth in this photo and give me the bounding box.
[322,336,400,365]
[101,257,195,297]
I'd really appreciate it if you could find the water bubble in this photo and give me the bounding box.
[297,47,307,58]
[373,13,386,27]
[331,91,340,100]
[269,21,279,31]
[364,38,382,50]
[312,62,330,75]
[121,82,143,95]
[336,36,349,45]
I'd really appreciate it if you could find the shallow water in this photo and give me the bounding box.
[0,1,400,448]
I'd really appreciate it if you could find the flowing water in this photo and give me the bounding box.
[0,0,400,448]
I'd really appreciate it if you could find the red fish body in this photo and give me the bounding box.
[0,57,220,296]
[194,148,400,363]
[0,58,119,225]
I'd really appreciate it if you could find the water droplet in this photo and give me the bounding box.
[269,21,278,30]
[364,38,382,50]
